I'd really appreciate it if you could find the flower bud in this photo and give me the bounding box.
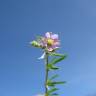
[30,40,41,48]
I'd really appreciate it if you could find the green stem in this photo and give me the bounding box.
[45,52,49,96]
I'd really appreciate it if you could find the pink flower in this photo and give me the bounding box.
[31,32,60,52]
[41,32,60,51]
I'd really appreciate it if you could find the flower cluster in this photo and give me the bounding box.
[31,32,60,52]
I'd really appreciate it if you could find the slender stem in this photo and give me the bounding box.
[45,51,49,96]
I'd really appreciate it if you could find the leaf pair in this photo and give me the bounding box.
[49,52,66,65]
[47,52,66,71]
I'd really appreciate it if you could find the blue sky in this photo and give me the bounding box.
[0,0,96,96]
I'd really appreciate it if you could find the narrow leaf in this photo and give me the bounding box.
[49,52,67,57]
[47,64,59,70]
[51,66,59,70]
[52,81,66,85]
[47,80,66,87]
[50,57,65,65]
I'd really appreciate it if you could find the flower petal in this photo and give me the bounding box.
[45,32,51,38]
[51,34,58,39]
[38,52,45,59]
[35,94,44,96]
[48,47,54,51]
[53,41,60,46]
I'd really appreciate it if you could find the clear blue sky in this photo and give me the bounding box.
[0,0,96,96]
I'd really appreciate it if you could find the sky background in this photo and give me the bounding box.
[0,0,96,96]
